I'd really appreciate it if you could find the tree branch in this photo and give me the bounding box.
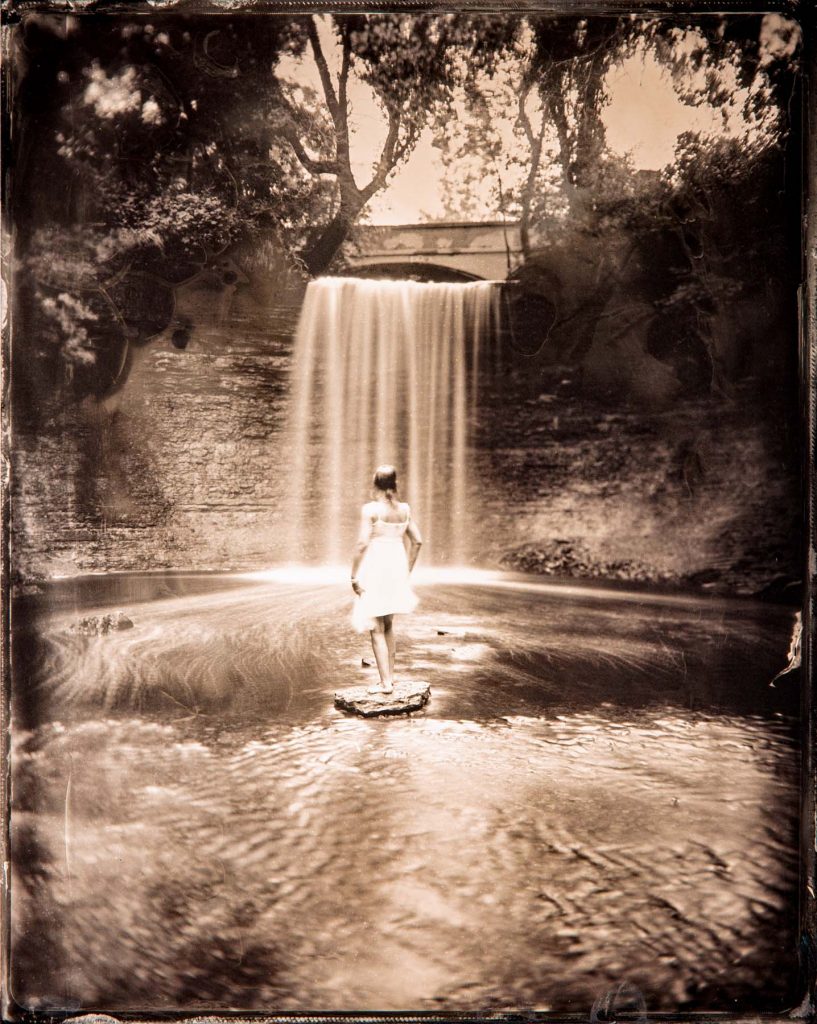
[337,20,352,122]
[332,19,353,180]
[519,102,547,255]
[359,110,400,201]
[547,86,572,183]
[517,81,536,149]
[307,16,340,123]
[280,123,339,176]
[270,84,340,176]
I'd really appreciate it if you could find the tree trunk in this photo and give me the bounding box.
[300,206,360,277]
[519,131,544,259]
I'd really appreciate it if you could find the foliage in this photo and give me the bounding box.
[434,15,645,250]
[7,10,802,404]
[37,290,100,367]
[431,12,799,394]
[12,11,505,389]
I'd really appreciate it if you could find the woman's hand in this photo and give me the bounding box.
[406,517,423,572]
[350,507,373,595]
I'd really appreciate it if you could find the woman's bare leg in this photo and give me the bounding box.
[384,615,396,685]
[368,618,393,692]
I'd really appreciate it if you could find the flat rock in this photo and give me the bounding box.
[436,625,468,638]
[334,680,431,718]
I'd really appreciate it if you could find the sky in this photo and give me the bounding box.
[368,51,736,223]
[276,16,794,225]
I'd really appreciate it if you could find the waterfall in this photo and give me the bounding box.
[284,276,499,565]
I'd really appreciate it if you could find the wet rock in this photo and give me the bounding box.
[10,570,46,597]
[436,626,467,637]
[500,540,680,586]
[685,568,721,586]
[334,680,430,718]
[756,575,802,604]
[69,612,134,636]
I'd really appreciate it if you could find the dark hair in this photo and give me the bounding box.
[373,464,398,499]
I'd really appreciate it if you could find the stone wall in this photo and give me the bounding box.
[11,248,308,579]
[474,367,800,596]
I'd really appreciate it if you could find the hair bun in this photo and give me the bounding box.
[373,464,398,495]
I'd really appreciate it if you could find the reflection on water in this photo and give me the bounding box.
[11,572,800,1013]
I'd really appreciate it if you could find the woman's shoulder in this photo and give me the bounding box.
[362,501,379,516]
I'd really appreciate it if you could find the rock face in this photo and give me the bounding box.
[12,249,307,580]
[334,681,430,718]
[69,612,134,636]
[10,239,799,595]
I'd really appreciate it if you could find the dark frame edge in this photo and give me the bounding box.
[0,2,813,1023]
[0,0,807,20]
[1,13,14,1024]
[797,0,817,1018]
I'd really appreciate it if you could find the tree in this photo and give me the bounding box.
[530,16,638,214]
[640,14,802,393]
[9,14,297,404]
[272,14,483,275]
[9,11,508,405]
[430,12,800,396]
[434,15,640,255]
[7,10,800,407]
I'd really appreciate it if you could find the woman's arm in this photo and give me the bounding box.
[405,517,423,572]
[351,506,373,595]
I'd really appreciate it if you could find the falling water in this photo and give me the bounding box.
[285,276,500,564]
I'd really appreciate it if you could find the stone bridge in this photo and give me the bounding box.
[344,221,523,282]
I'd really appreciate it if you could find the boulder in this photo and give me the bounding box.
[69,612,134,636]
[334,680,431,718]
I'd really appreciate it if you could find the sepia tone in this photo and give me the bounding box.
[1,6,808,1017]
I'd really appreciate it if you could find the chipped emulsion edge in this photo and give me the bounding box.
[0,0,807,14]
[0,0,811,1021]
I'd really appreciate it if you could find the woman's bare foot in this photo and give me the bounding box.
[367,681,394,695]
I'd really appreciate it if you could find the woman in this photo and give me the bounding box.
[351,465,423,694]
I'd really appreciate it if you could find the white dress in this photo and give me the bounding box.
[352,503,418,633]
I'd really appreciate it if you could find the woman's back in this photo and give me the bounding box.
[365,500,410,535]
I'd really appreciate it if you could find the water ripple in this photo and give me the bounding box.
[10,575,800,1013]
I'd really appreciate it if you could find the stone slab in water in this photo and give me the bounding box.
[334,681,430,717]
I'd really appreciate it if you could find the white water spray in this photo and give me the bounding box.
[285,276,499,564]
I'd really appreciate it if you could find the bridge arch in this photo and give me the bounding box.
[344,221,522,282]
[338,261,483,283]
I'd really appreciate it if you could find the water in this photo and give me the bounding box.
[11,572,800,1014]
[286,278,500,563]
